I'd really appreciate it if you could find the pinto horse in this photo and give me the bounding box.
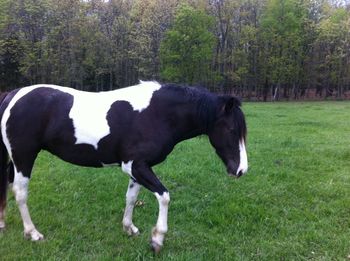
[0,81,247,252]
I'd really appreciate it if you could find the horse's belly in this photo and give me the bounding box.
[46,143,120,168]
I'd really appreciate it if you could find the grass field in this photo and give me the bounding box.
[0,101,350,260]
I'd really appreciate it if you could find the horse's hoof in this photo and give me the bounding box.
[150,240,162,254]
[123,225,140,236]
[0,221,5,232]
[24,229,44,241]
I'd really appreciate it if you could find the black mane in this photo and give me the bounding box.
[161,83,218,132]
[234,103,247,141]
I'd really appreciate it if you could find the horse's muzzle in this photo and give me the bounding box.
[228,171,244,178]
[226,161,245,178]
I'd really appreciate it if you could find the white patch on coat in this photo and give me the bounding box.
[67,81,161,149]
[121,161,134,178]
[237,139,248,175]
[0,81,161,150]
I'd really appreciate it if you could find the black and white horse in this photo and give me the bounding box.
[0,81,247,252]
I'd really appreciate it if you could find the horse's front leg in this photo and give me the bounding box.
[152,190,170,253]
[123,161,170,253]
[122,179,141,236]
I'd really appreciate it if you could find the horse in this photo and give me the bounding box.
[0,81,248,253]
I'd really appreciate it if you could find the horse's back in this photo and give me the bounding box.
[0,83,161,168]
[4,86,107,166]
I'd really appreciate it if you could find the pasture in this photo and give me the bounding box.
[0,101,349,260]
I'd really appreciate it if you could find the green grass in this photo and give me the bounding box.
[1,101,350,260]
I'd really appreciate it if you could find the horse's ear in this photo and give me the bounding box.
[219,96,241,114]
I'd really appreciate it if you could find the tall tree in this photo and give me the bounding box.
[260,0,308,100]
[130,0,179,81]
[314,3,350,97]
[85,0,134,90]
[160,4,216,85]
[0,0,50,87]
[0,0,23,90]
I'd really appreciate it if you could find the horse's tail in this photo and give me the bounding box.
[0,92,9,214]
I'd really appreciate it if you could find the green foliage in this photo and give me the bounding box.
[160,4,216,85]
[260,0,308,86]
[0,0,350,96]
[314,5,350,93]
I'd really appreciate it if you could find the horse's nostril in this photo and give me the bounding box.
[237,170,243,177]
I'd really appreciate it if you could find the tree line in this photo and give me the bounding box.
[0,0,349,100]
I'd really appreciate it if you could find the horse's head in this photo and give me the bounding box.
[208,96,248,178]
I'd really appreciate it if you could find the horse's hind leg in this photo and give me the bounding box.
[0,182,6,231]
[12,152,43,241]
[0,200,5,231]
[0,162,14,231]
[122,179,141,236]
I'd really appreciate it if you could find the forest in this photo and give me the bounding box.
[0,0,349,100]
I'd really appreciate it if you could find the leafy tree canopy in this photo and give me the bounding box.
[160,4,216,85]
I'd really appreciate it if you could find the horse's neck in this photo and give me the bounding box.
[168,103,209,143]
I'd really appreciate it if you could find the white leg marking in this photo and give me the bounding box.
[151,192,170,250]
[0,210,5,230]
[12,171,43,241]
[237,139,248,175]
[121,161,134,178]
[122,180,141,236]
[0,196,5,230]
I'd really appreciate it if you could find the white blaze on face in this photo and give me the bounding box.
[236,139,248,175]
